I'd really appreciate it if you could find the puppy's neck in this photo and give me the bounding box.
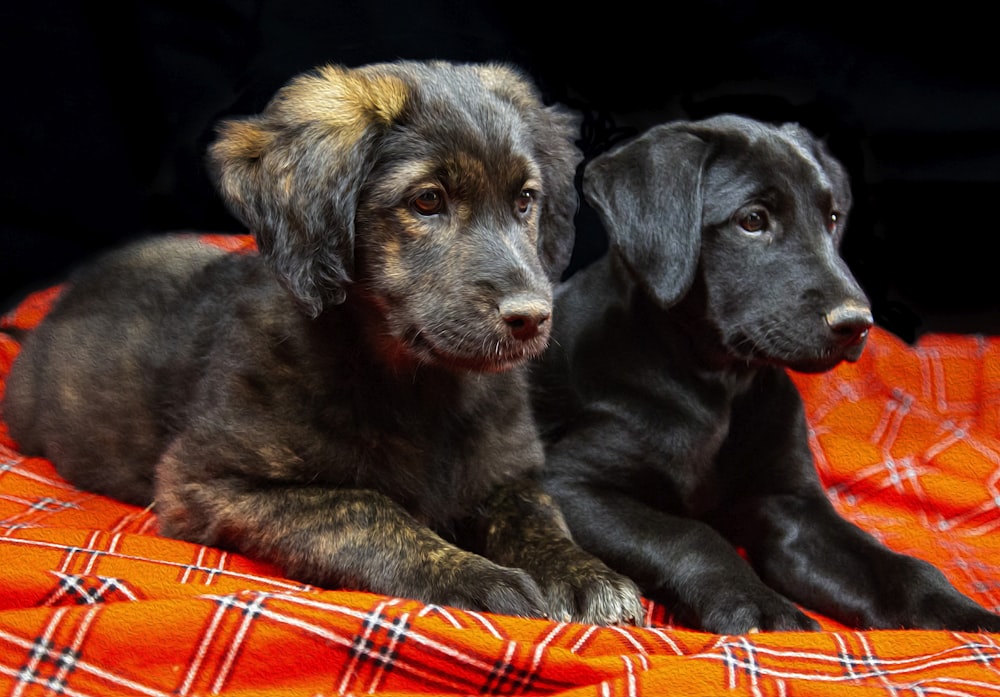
[616,265,751,378]
[334,291,465,385]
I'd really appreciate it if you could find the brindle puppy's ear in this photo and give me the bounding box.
[209,65,409,316]
[582,123,709,309]
[474,64,583,282]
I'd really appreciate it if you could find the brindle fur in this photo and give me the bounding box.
[2,60,642,624]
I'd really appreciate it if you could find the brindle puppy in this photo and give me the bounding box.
[2,60,642,624]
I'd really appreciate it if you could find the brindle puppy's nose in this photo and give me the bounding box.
[825,300,874,346]
[499,295,551,342]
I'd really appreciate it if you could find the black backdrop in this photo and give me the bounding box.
[2,1,998,340]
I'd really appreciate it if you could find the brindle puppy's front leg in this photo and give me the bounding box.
[479,479,645,625]
[155,461,548,617]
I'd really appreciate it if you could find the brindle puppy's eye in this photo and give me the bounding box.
[828,211,840,233]
[411,189,444,216]
[516,189,535,215]
[739,209,769,234]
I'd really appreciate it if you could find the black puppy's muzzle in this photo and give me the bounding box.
[823,299,873,362]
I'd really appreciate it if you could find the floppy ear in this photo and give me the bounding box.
[582,123,709,308]
[533,105,584,281]
[474,64,583,281]
[208,64,408,316]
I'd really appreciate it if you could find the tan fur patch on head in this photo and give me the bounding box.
[209,119,273,206]
[471,64,540,111]
[211,119,270,163]
[379,233,408,286]
[275,64,410,138]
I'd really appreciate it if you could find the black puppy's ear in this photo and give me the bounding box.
[209,65,409,316]
[583,123,709,308]
[475,64,583,281]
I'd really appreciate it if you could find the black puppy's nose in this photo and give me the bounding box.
[499,296,551,342]
[825,300,873,346]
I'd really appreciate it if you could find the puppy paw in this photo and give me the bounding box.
[931,604,1000,633]
[444,558,549,619]
[951,607,1000,633]
[864,559,1000,631]
[884,583,1000,632]
[534,557,645,626]
[688,588,819,634]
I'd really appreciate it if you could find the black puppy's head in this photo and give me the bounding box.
[208,61,582,372]
[583,114,872,373]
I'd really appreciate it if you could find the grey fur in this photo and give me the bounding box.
[2,60,642,624]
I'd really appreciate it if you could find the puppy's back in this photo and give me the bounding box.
[3,236,230,505]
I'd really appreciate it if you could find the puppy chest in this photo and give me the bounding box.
[311,398,540,524]
[342,435,516,524]
[618,403,735,517]
[225,320,543,524]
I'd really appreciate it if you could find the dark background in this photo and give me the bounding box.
[2,1,997,340]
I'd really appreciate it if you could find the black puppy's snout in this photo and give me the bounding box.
[825,301,873,346]
[499,295,551,342]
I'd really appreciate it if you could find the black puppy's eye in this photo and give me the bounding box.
[739,209,768,234]
[516,189,536,215]
[411,189,444,216]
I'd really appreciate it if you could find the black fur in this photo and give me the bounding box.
[2,60,643,624]
[532,114,1000,633]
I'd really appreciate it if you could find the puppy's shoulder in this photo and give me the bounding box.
[182,244,312,342]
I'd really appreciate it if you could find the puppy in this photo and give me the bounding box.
[532,114,1000,633]
[2,60,643,624]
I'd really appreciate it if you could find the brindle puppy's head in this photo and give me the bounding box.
[209,60,582,372]
[583,114,872,373]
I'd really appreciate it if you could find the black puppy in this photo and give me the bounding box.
[2,60,642,624]
[532,114,1000,633]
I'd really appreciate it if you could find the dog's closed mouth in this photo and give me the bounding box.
[838,335,869,363]
[406,327,546,373]
[787,351,861,374]
[729,327,869,374]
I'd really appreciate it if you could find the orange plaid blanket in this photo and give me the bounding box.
[1,237,999,696]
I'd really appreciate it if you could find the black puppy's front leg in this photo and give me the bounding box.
[479,478,645,625]
[722,367,1000,631]
[155,447,548,617]
[730,493,1000,631]
[543,462,818,633]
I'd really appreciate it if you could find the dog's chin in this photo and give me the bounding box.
[787,335,870,373]
[729,336,868,374]
[405,331,547,374]
[784,354,854,374]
